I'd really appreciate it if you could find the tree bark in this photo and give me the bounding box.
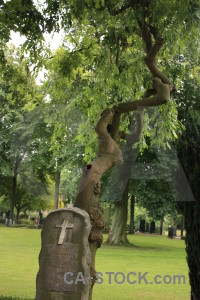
[54,169,61,209]
[16,206,21,224]
[129,195,135,234]
[181,219,184,239]
[159,214,164,235]
[74,108,123,300]
[9,158,20,224]
[107,183,129,245]
[107,110,144,245]
[184,202,200,300]
[39,210,43,225]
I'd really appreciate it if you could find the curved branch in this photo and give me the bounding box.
[74,108,123,212]
[126,109,144,145]
[145,38,174,88]
[115,78,171,114]
[137,19,153,55]
[138,20,174,91]
[110,108,121,143]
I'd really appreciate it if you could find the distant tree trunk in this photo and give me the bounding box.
[159,214,164,235]
[15,203,27,224]
[130,195,135,234]
[16,206,21,224]
[23,210,28,218]
[9,174,17,223]
[54,169,61,209]
[107,183,129,245]
[181,219,184,238]
[106,111,144,245]
[9,158,20,224]
[39,210,43,225]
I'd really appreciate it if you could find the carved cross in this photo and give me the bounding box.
[56,218,74,245]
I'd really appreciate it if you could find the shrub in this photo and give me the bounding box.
[19,219,34,226]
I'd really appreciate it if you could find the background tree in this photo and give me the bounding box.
[42,51,88,208]
[132,142,178,234]
[105,110,144,245]
[0,46,53,223]
[175,72,200,298]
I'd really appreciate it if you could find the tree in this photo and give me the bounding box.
[41,53,88,208]
[74,28,174,298]
[131,142,178,232]
[0,46,41,222]
[105,110,144,245]
[14,162,53,222]
[0,46,53,223]
[2,1,200,298]
[175,73,200,299]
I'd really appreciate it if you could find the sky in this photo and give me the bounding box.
[8,30,64,84]
[9,30,64,50]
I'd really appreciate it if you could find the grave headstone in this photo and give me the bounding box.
[150,221,155,234]
[36,207,92,300]
[168,227,173,239]
[173,225,177,236]
[139,219,145,233]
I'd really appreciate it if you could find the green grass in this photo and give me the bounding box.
[0,228,189,300]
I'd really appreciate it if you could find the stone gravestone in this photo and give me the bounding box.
[173,225,177,237]
[168,227,173,239]
[36,207,92,300]
[150,221,155,234]
[139,219,145,233]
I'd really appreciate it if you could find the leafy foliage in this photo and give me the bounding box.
[0,46,53,215]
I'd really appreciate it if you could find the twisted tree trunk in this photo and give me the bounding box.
[74,109,123,299]
[74,20,174,298]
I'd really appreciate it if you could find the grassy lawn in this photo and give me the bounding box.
[0,227,190,300]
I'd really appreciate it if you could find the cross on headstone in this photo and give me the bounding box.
[56,218,74,245]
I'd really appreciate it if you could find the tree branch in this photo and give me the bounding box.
[137,19,153,55]
[110,108,121,143]
[145,37,174,88]
[126,109,144,145]
[139,21,174,91]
